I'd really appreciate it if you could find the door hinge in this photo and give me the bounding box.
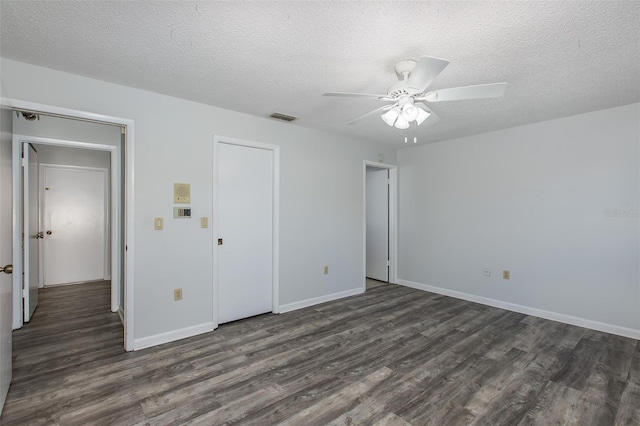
[22,288,27,298]
[387,259,390,266]
[21,157,25,167]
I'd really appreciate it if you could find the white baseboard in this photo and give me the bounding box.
[398,279,640,340]
[133,322,214,351]
[279,287,365,314]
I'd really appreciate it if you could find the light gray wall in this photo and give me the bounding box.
[397,103,640,333]
[0,58,398,345]
[32,144,111,169]
[13,114,120,146]
[15,114,116,169]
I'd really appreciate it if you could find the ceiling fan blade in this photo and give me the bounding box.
[346,104,394,125]
[415,104,441,127]
[423,82,507,102]
[323,92,388,99]
[406,56,450,93]
[421,111,441,127]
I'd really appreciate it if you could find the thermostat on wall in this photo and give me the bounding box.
[173,207,192,218]
[174,183,191,204]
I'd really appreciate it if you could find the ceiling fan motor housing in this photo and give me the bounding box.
[387,83,411,99]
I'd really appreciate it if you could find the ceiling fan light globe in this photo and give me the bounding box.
[394,116,410,129]
[381,107,400,126]
[416,107,431,125]
[401,104,419,122]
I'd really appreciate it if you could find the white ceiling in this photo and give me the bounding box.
[1,1,638,146]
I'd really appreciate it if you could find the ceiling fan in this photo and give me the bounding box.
[323,56,507,143]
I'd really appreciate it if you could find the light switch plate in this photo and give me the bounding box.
[154,217,163,230]
[174,183,191,204]
[201,217,208,228]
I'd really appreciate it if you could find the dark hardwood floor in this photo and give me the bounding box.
[1,281,638,425]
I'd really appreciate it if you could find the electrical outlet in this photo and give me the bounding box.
[503,270,510,280]
[154,217,163,230]
[483,268,491,277]
[323,265,329,275]
[174,288,183,301]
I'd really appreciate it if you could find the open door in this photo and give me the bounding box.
[366,168,389,282]
[23,144,39,322]
[0,102,14,412]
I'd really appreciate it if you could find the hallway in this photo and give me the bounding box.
[1,281,123,424]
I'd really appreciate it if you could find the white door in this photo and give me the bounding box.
[217,142,273,324]
[23,144,39,321]
[0,104,14,412]
[43,166,106,286]
[366,168,389,282]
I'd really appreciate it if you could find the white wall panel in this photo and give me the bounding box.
[398,103,640,332]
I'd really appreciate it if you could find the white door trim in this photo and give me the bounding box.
[13,138,115,316]
[22,143,38,322]
[7,98,135,352]
[212,135,280,328]
[363,161,398,291]
[39,163,110,286]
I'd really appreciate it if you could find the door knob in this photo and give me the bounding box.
[0,265,13,274]
[46,230,52,235]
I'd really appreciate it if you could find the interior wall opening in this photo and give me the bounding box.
[11,111,127,350]
[363,161,397,292]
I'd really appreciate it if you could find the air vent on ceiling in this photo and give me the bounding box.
[268,112,297,122]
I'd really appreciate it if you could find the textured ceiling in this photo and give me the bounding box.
[1,1,639,146]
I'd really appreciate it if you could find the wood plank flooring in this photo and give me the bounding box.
[1,281,639,425]
[366,278,388,290]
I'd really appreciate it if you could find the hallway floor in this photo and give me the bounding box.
[366,278,389,290]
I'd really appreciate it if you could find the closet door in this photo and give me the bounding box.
[217,142,273,324]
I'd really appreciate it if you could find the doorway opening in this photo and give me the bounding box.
[8,101,134,351]
[363,161,397,292]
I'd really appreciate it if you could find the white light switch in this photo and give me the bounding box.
[201,217,208,228]
[154,217,163,230]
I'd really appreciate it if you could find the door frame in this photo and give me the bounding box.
[212,135,280,328]
[7,99,135,352]
[22,143,39,322]
[13,137,116,321]
[363,161,398,290]
[39,163,110,287]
